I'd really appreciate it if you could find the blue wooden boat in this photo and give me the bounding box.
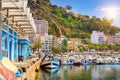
[68,59,74,65]
[40,55,60,69]
[82,60,89,65]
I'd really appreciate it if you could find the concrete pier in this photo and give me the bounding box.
[14,58,41,80]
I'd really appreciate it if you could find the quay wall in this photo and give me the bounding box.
[17,59,41,80]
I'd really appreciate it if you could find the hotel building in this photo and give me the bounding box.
[33,19,53,52]
[35,19,48,36]
[42,35,53,52]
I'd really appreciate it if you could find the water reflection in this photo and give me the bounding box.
[40,68,60,80]
[92,65,120,80]
[39,65,120,80]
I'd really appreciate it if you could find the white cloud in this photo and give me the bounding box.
[95,6,120,12]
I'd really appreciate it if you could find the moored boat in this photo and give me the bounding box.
[40,55,60,69]
[68,59,74,65]
[89,59,97,65]
[74,59,82,66]
[97,62,104,65]
[74,62,82,66]
[82,60,89,65]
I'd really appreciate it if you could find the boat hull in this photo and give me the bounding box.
[74,62,82,66]
[89,62,97,65]
[96,62,104,65]
[41,60,60,69]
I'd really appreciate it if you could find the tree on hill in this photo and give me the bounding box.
[52,46,61,53]
[29,0,120,38]
[30,42,41,53]
[66,5,72,10]
[36,0,41,4]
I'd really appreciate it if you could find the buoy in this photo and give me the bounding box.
[24,78,28,80]
[35,68,39,72]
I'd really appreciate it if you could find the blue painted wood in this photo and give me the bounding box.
[82,60,89,65]
[9,35,12,60]
[14,38,17,59]
[18,39,30,59]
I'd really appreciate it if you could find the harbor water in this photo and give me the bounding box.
[37,65,120,80]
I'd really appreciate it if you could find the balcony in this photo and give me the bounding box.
[3,0,19,2]
[2,0,36,36]
[2,0,23,9]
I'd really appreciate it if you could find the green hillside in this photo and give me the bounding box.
[28,0,120,38]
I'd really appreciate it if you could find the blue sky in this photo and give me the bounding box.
[50,0,120,27]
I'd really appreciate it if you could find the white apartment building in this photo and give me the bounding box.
[35,19,48,36]
[41,34,53,52]
[91,31,106,44]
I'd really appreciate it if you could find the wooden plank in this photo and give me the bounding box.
[18,24,31,26]
[24,30,33,31]
[21,27,32,29]
[0,0,2,55]
[14,20,29,22]
[2,7,22,10]
[9,14,26,17]
[9,23,31,26]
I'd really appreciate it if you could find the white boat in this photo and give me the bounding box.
[40,55,60,69]
[68,59,74,65]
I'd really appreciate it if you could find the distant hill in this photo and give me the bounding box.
[28,0,120,38]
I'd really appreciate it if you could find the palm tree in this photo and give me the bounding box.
[35,42,41,52]
[30,44,36,54]
[30,42,41,54]
[36,0,41,4]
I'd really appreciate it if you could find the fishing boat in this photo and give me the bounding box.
[96,57,104,65]
[40,54,60,69]
[68,59,74,65]
[89,59,97,65]
[82,59,89,65]
[74,59,82,66]
[74,62,82,66]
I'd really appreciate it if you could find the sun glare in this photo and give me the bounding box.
[105,7,118,19]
